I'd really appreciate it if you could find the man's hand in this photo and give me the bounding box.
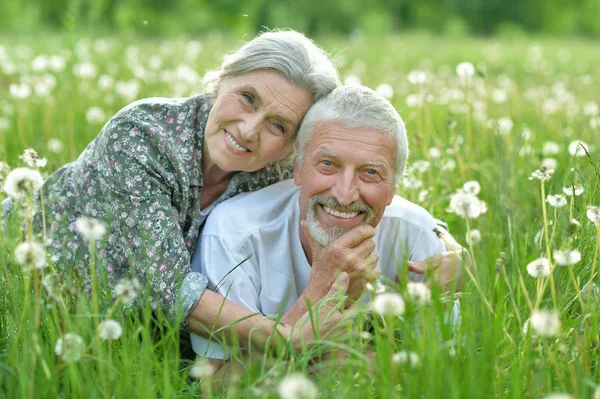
[302,221,381,304]
[407,230,471,292]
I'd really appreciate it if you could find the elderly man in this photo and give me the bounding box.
[189,85,461,369]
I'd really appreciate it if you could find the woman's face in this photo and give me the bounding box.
[204,69,313,173]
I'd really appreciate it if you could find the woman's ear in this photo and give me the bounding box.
[211,79,222,99]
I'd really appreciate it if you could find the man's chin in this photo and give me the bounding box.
[308,221,350,247]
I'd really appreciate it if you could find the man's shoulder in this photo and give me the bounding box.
[380,195,439,232]
[203,179,299,240]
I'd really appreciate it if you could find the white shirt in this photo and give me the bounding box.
[190,179,445,358]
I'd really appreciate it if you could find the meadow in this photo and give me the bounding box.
[1,32,599,398]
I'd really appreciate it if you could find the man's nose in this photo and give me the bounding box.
[330,169,359,207]
[239,113,261,142]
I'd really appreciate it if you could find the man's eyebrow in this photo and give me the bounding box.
[242,85,299,130]
[361,160,389,168]
[315,149,338,158]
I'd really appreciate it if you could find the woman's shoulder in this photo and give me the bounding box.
[113,93,212,122]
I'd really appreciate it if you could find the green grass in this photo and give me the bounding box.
[1,32,599,398]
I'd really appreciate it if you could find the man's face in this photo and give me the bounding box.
[294,121,397,247]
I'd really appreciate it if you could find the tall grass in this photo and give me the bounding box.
[1,33,599,398]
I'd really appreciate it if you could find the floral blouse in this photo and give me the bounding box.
[33,94,292,326]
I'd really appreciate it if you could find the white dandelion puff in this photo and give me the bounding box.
[19,148,47,168]
[543,393,574,399]
[546,194,567,208]
[75,216,106,241]
[55,333,85,363]
[463,180,481,195]
[278,373,318,399]
[541,158,558,171]
[467,229,482,245]
[568,141,589,157]
[526,257,550,278]
[392,351,420,368]
[406,282,431,305]
[448,192,485,219]
[586,206,600,224]
[98,319,123,340]
[530,310,560,337]
[371,293,405,316]
[14,241,47,271]
[86,106,106,124]
[189,357,215,379]
[375,83,394,99]
[562,184,583,196]
[3,167,44,199]
[456,62,475,79]
[47,138,64,154]
[529,167,554,181]
[114,278,141,305]
[9,83,31,99]
[553,250,581,266]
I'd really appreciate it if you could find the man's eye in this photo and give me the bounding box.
[367,169,378,175]
[321,160,333,166]
[273,122,285,134]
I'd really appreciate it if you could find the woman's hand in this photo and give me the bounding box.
[283,272,351,349]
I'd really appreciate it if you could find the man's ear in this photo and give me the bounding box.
[293,159,302,186]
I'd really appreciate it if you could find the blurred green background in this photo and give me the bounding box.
[2,0,600,37]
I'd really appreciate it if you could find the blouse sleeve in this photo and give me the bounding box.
[85,103,206,326]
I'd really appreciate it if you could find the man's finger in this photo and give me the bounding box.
[333,224,376,249]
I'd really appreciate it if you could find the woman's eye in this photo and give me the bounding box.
[241,93,254,105]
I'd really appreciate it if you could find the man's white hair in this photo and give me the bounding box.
[204,30,341,103]
[295,85,408,185]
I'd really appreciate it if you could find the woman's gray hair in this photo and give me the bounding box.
[203,30,340,102]
[295,85,408,185]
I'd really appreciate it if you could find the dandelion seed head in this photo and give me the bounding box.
[114,278,141,305]
[529,167,554,181]
[98,319,123,340]
[568,140,589,157]
[462,180,481,195]
[530,310,561,337]
[55,333,85,363]
[467,229,482,245]
[86,106,106,124]
[392,351,420,368]
[456,62,475,79]
[3,167,44,199]
[546,194,567,207]
[541,158,558,171]
[586,206,600,224]
[428,147,441,159]
[278,373,318,399]
[553,249,581,266]
[448,192,484,219]
[47,138,64,154]
[526,257,550,278]
[43,273,63,299]
[19,148,47,168]
[406,282,431,305]
[14,241,47,271]
[543,393,573,399]
[562,184,583,196]
[371,293,405,316]
[375,83,394,100]
[75,216,106,241]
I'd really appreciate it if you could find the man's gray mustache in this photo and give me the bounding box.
[308,195,375,224]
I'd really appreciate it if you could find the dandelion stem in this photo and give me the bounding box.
[540,180,558,310]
